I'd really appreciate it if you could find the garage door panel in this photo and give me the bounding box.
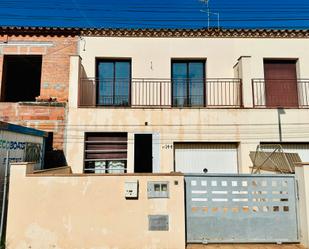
[281,144,309,162]
[261,143,309,163]
[175,143,238,174]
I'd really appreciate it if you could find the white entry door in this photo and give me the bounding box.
[174,143,238,174]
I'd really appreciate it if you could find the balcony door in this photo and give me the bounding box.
[264,60,298,107]
[172,60,205,107]
[97,60,131,106]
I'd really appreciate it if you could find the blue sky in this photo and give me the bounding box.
[0,0,308,29]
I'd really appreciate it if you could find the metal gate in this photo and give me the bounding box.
[185,174,299,243]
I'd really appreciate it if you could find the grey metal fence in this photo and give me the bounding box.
[185,174,299,243]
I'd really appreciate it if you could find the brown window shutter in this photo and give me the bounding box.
[264,60,298,108]
[84,132,127,173]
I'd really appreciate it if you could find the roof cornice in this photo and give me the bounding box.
[81,28,309,38]
[1,26,309,38]
[0,26,81,37]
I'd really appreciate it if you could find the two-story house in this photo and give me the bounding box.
[5,28,309,249]
[66,28,309,174]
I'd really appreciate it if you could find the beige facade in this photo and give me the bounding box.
[6,163,185,249]
[66,33,309,174]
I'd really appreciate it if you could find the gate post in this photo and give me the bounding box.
[295,163,309,248]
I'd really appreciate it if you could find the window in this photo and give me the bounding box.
[1,55,42,102]
[172,60,205,107]
[96,60,131,106]
[84,132,127,174]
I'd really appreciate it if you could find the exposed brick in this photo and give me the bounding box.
[29,46,46,54]
[0,35,8,43]
[0,35,78,102]
[0,34,78,152]
[37,122,56,131]
[2,46,18,54]
[19,47,28,54]
[29,115,51,120]
[0,102,66,150]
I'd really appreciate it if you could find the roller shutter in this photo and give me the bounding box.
[84,132,127,173]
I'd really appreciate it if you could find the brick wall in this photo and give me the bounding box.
[0,33,78,153]
[0,34,78,101]
[0,102,66,150]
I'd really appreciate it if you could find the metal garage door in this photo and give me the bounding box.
[185,174,299,243]
[175,143,238,174]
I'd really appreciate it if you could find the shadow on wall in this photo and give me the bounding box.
[44,150,67,169]
[80,63,87,79]
[43,132,67,169]
[42,61,87,170]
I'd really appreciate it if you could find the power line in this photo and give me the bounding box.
[2,13,309,22]
[0,0,309,29]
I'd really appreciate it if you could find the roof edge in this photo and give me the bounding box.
[0,26,309,38]
[81,28,309,38]
[0,121,48,138]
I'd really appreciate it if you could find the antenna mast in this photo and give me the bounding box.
[200,0,220,29]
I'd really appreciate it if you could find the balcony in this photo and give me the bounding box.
[78,78,242,108]
[252,79,309,108]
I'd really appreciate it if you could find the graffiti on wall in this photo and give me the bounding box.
[24,143,42,163]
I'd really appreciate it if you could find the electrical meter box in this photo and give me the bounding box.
[147,181,169,198]
[125,180,138,198]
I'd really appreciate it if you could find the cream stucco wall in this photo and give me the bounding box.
[66,107,309,173]
[66,36,309,174]
[6,163,185,249]
[79,37,309,80]
[295,164,309,248]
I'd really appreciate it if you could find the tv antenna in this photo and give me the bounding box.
[199,0,220,30]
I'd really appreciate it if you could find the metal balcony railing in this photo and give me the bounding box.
[78,78,243,108]
[252,79,309,108]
